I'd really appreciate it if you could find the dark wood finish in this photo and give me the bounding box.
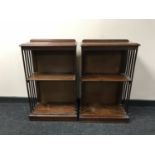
[30,39,75,43]
[82,39,129,43]
[38,81,75,103]
[20,39,76,47]
[82,82,122,105]
[29,101,76,121]
[80,104,128,121]
[82,49,130,75]
[82,74,131,82]
[29,114,76,121]
[20,38,139,122]
[83,50,123,74]
[20,39,77,121]
[80,39,140,121]
[32,102,75,115]
[32,50,75,74]
[82,39,140,47]
[27,73,75,81]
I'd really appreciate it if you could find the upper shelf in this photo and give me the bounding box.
[20,39,76,47]
[81,74,131,82]
[27,73,76,81]
[81,39,140,47]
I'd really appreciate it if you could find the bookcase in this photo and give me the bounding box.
[80,39,140,121]
[20,39,77,121]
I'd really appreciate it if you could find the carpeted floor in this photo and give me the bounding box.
[0,102,155,135]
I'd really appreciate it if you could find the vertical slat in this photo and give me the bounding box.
[21,48,38,111]
[122,82,127,100]
[26,50,32,77]
[27,49,36,109]
[128,49,135,78]
[125,50,131,76]
[28,50,37,107]
[125,49,135,101]
[74,47,79,120]
[130,49,138,80]
[29,50,38,103]
[26,50,35,109]
[126,48,138,99]
[22,49,29,78]
[123,48,133,112]
[122,47,138,113]
[21,48,33,112]
[27,82,35,110]
[122,81,129,112]
[124,82,128,111]
[28,49,34,74]
[28,50,37,108]
[122,49,131,111]
[126,50,133,77]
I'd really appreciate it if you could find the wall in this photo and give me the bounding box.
[0,19,155,99]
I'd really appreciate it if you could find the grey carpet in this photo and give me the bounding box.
[0,102,155,135]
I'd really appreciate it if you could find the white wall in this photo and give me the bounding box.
[0,19,155,100]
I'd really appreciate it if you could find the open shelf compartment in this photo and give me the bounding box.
[29,81,76,120]
[82,49,128,75]
[80,81,128,121]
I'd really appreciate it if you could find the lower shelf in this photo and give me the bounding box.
[29,102,76,121]
[80,103,129,121]
[29,102,128,122]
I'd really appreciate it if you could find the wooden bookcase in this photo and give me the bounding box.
[20,39,140,122]
[20,39,77,121]
[80,39,140,121]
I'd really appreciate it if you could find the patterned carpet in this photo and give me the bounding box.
[0,102,155,135]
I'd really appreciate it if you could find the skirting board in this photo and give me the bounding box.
[0,97,155,106]
[0,97,28,103]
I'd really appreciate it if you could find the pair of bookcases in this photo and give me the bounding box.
[20,39,140,122]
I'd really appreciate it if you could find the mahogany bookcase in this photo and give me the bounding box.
[80,39,140,121]
[20,39,77,121]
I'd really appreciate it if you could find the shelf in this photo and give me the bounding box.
[81,75,131,82]
[80,103,129,121]
[30,102,76,121]
[27,73,76,81]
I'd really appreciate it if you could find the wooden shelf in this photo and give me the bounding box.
[82,74,131,82]
[30,102,76,121]
[27,73,76,81]
[80,103,129,121]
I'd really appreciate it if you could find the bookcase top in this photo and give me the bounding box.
[82,39,140,47]
[20,39,76,47]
